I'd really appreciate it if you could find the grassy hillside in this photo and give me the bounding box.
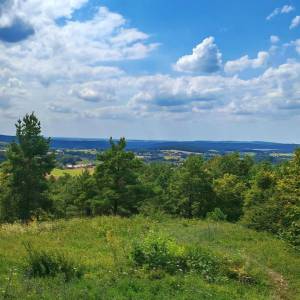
[0,216,299,300]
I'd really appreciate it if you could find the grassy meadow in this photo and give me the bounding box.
[50,168,94,177]
[0,216,299,300]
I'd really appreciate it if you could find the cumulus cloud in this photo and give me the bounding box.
[0,0,161,129]
[0,2,158,85]
[62,60,300,120]
[290,16,300,29]
[270,35,280,44]
[266,5,294,20]
[173,37,222,73]
[224,51,269,74]
[71,85,117,103]
[2,1,300,136]
[0,0,88,27]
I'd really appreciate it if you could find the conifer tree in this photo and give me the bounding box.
[0,113,55,222]
[94,137,144,215]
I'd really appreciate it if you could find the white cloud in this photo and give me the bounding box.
[281,5,295,14]
[266,5,294,21]
[0,72,26,110]
[48,104,76,114]
[83,106,133,120]
[0,3,158,86]
[2,1,300,138]
[62,60,300,120]
[173,37,222,73]
[224,51,269,74]
[291,39,300,54]
[290,16,300,29]
[270,35,280,44]
[0,0,160,126]
[70,85,117,103]
[0,0,89,27]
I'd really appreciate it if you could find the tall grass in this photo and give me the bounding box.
[24,243,84,281]
[0,216,299,299]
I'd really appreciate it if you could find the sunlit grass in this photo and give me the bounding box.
[0,216,299,299]
[50,167,94,177]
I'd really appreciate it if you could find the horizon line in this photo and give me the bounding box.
[0,133,299,146]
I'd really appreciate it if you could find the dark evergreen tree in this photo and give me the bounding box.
[0,113,55,222]
[93,137,144,215]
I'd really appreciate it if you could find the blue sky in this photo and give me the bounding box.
[0,0,300,142]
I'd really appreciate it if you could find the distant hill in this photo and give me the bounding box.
[0,134,299,153]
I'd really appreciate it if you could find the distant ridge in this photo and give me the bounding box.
[1,134,299,153]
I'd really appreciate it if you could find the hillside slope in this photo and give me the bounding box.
[0,216,299,299]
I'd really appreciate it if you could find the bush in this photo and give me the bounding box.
[131,231,258,283]
[24,244,84,281]
[206,208,227,222]
[131,231,186,274]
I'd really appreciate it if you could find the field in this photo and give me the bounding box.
[50,168,94,177]
[0,216,299,299]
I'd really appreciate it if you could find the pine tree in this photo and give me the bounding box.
[0,113,55,222]
[94,137,144,215]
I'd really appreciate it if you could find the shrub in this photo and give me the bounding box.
[131,231,258,284]
[24,244,84,281]
[206,208,227,222]
[131,231,186,274]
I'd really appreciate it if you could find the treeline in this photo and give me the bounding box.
[0,113,299,247]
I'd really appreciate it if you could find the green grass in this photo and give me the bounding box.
[0,216,299,299]
[50,168,94,177]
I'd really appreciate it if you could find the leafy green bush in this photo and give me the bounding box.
[206,208,227,221]
[24,244,84,281]
[132,231,258,283]
[131,231,186,274]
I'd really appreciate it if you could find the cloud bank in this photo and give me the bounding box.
[1,1,300,140]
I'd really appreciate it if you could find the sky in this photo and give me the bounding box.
[1,0,300,142]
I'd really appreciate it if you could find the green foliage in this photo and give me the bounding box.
[184,247,227,282]
[24,243,83,281]
[132,230,259,284]
[0,113,55,222]
[131,231,186,274]
[207,208,227,221]
[167,155,215,218]
[49,170,98,218]
[205,153,254,179]
[94,137,148,216]
[242,153,300,247]
[213,174,246,221]
[139,163,174,213]
[0,113,299,249]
